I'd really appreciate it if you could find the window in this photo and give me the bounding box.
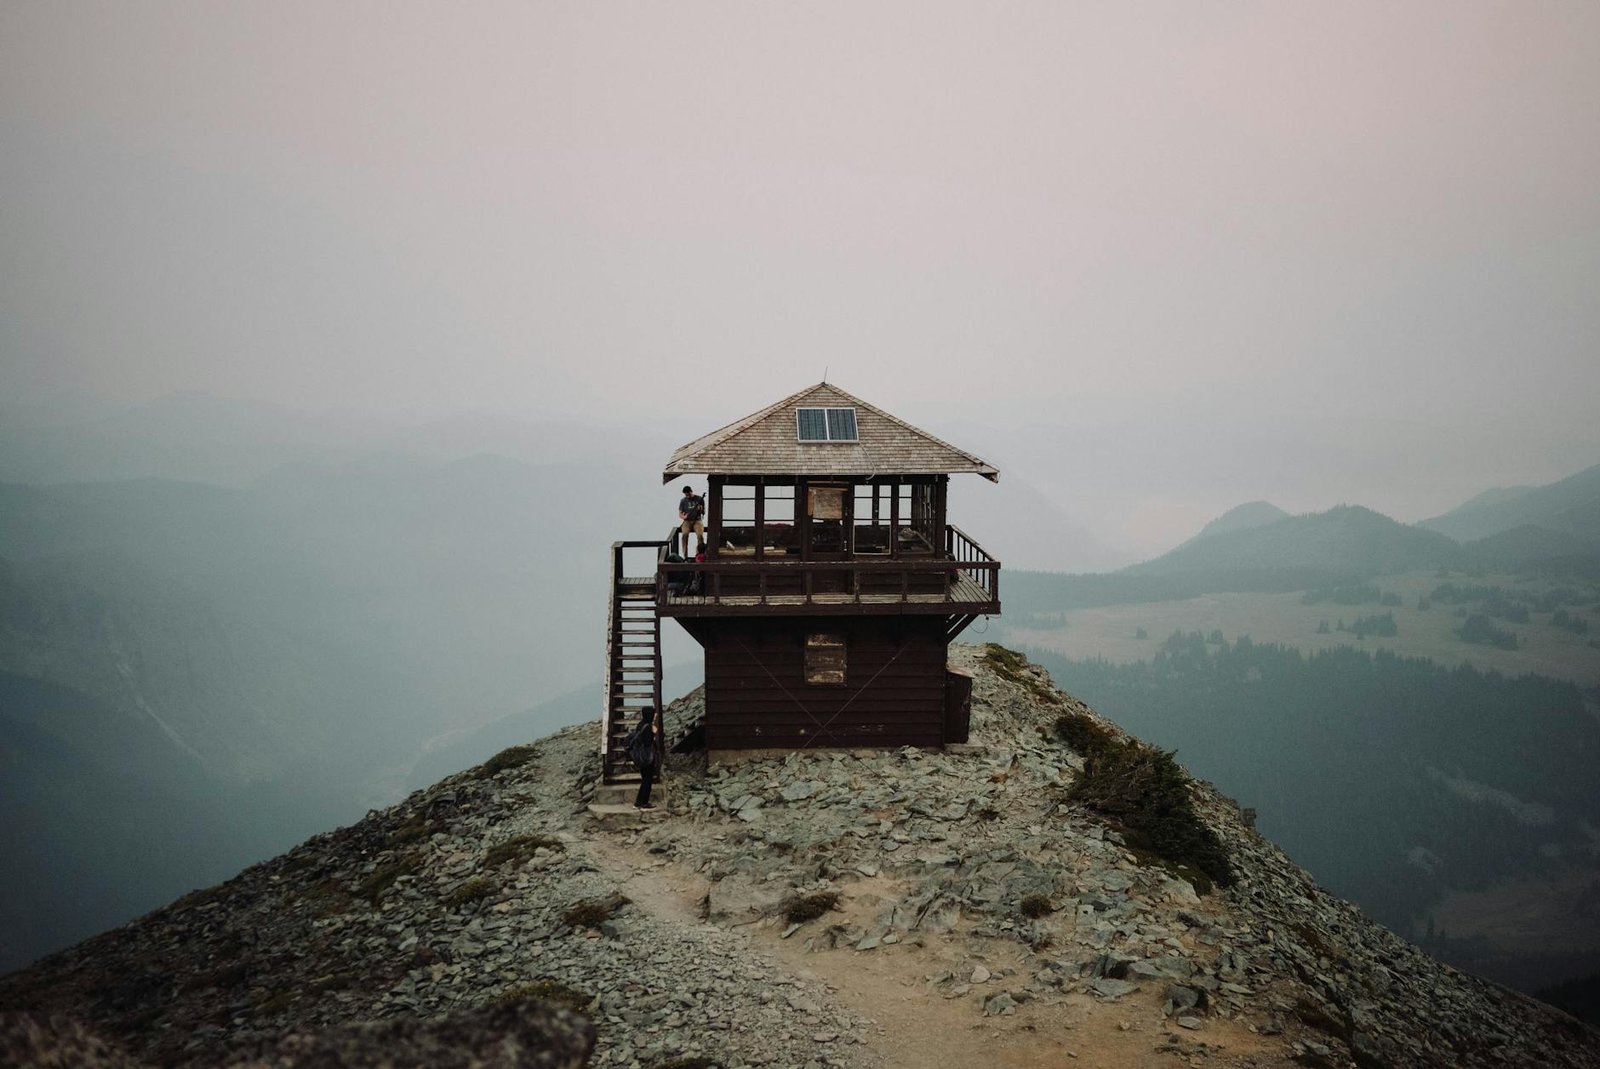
[796,407,858,442]
[805,633,846,684]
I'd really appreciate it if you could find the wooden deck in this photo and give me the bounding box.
[658,569,998,618]
[663,571,993,610]
[634,524,1000,619]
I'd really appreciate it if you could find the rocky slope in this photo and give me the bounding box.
[3,644,1598,1069]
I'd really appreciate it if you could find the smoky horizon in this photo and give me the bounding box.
[3,2,1598,556]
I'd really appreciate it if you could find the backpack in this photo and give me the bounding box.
[626,719,659,770]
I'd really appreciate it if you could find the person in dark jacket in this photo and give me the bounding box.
[676,485,705,558]
[625,705,661,809]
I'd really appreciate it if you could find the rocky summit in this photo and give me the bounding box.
[3,644,1597,1069]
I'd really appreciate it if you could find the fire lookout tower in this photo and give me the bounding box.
[601,382,1001,784]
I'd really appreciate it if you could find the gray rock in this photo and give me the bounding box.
[1089,978,1139,998]
[705,874,789,925]
[1163,985,1204,1015]
[781,782,818,802]
[982,992,1017,1017]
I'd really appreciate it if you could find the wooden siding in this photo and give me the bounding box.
[663,382,999,481]
[700,617,950,750]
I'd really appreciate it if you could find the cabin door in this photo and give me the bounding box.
[802,481,852,593]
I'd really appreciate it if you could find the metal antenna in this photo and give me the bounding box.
[823,365,829,383]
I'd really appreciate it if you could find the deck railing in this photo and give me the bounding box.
[945,524,997,600]
[653,525,999,611]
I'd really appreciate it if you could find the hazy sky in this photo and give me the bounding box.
[3,2,1598,556]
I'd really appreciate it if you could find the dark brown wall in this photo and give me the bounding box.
[695,616,949,750]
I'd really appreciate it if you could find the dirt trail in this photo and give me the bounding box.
[588,836,1294,1069]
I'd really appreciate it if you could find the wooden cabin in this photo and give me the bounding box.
[602,383,1001,782]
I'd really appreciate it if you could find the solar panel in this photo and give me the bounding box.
[796,408,829,440]
[796,407,858,442]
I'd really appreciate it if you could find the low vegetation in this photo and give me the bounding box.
[1054,711,1234,890]
[1053,709,1119,756]
[475,744,539,779]
[484,834,563,869]
[983,643,1059,703]
[495,978,593,1016]
[446,876,496,909]
[781,890,841,925]
[1018,894,1053,918]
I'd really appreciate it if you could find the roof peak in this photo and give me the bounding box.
[662,382,998,483]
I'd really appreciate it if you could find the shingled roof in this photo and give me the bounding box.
[662,383,1000,482]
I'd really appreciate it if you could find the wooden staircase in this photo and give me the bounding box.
[602,542,665,784]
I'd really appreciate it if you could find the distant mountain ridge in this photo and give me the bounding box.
[1127,504,1462,577]
[1178,500,1289,549]
[1421,463,1600,545]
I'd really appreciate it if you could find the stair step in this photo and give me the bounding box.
[605,554,665,787]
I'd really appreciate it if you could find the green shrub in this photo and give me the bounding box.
[447,876,496,908]
[983,644,1058,702]
[1053,712,1118,757]
[782,891,840,925]
[495,978,593,1016]
[1018,894,1052,918]
[485,834,564,869]
[1065,737,1234,888]
[477,744,538,778]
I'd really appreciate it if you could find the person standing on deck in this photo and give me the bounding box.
[677,484,705,558]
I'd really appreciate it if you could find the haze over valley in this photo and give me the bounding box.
[3,392,1598,1008]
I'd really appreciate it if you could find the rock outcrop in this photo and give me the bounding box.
[2,644,1596,1069]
